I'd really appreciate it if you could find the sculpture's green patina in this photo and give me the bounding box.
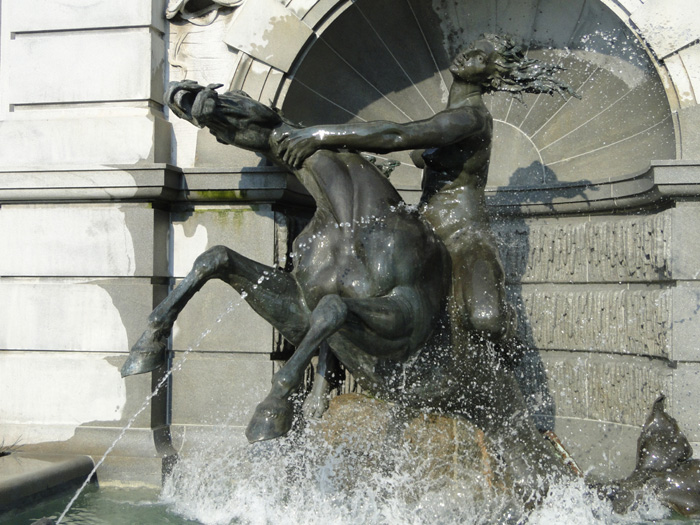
[121,36,700,514]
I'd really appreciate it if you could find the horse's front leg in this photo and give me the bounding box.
[122,245,306,377]
[246,295,348,442]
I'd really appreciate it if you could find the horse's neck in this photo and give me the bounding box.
[295,150,379,228]
[264,132,350,225]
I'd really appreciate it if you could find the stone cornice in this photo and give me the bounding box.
[176,167,314,207]
[0,164,313,207]
[0,164,182,204]
[0,161,696,215]
[486,161,700,216]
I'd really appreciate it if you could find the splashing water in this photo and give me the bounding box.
[161,424,515,525]
[529,478,674,525]
[159,420,675,525]
[47,248,682,525]
[56,278,264,524]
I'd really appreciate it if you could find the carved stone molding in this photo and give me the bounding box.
[487,161,700,215]
[166,0,244,25]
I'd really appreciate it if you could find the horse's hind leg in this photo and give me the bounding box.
[246,294,347,442]
[121,245,307,377]
[300,290,422,419]
[302,342,341,419]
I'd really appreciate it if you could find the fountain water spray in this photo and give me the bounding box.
[55,284,261,524]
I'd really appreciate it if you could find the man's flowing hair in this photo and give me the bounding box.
[476,34,579,100]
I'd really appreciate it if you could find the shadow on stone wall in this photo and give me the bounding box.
[497,161,596,432]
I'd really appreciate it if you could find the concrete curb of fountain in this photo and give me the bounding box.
[0,453,95,512]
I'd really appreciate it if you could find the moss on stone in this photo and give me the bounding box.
[194,190,249,201]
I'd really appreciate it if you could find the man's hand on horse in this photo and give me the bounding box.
[276,128,325,168]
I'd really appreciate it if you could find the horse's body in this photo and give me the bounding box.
[290,150,449,364]
[121,81,569,488]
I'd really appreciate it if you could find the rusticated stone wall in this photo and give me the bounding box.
[491,207,694,475]
[495,213,672,284]
[495,213,674,362]
[541,352,672,426]
[518,288,670,358]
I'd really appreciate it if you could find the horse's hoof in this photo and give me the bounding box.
[302,392,330,420]
[120,329,167,377]
[245,397,294,443]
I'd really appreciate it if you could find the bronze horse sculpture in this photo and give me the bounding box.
[121,79,552,450]
[120,35,700,514]
[122,36,575,491]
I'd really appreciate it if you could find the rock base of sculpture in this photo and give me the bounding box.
[305,394,514,500]
[305,394,700,518]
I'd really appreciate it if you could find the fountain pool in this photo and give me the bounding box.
[8,423,699,525]
[5,486,193,525]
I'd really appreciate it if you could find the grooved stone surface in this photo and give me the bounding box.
[543,352,673,426]
[518,287,670,357]
[494,213,672,284]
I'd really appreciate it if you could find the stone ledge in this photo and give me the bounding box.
[179,167,313,207]
[13,426,168,486]
[0,453,94,511]
[0,165,313,207]
[487,161,700,215]
[1,161,697,212]
[0,164,181,204]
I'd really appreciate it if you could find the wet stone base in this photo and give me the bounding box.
[305,393,512,500]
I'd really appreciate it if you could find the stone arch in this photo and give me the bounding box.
[215,0,684,192]
[176,0,700,196]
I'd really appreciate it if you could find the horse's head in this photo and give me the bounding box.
[165,80,283,153]
[165,80,214,127]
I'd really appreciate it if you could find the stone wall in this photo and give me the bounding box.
[491,203,700,476]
